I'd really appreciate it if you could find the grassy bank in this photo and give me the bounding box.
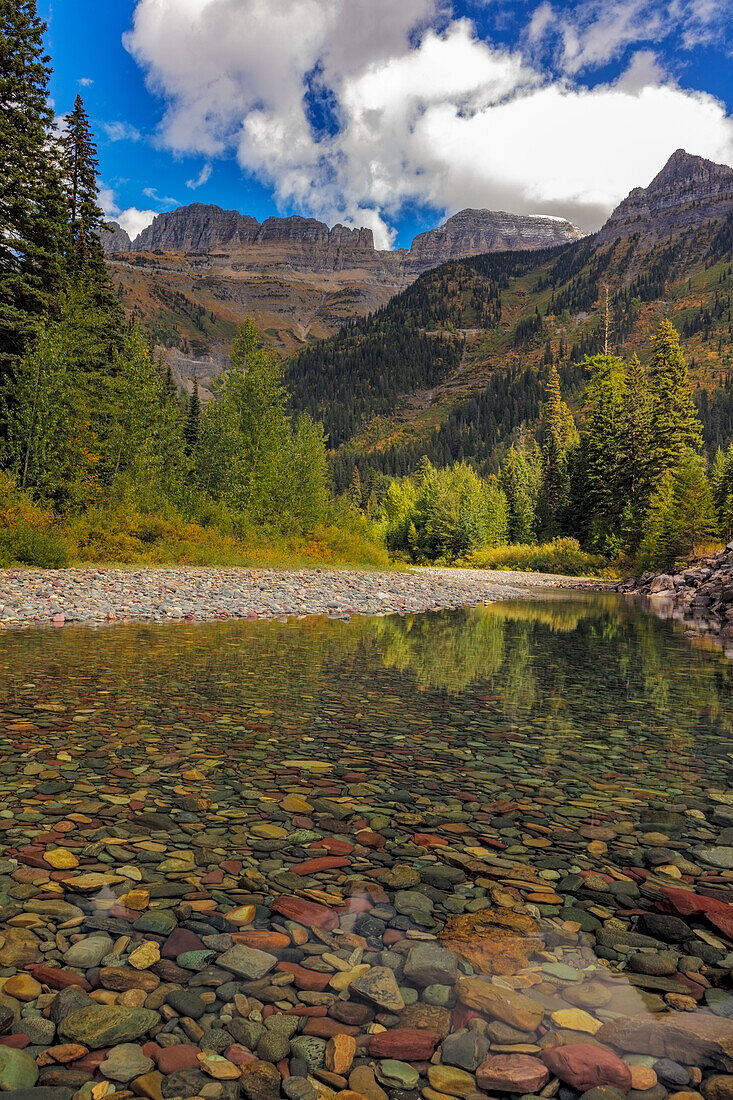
[0,475,389,571]
[466,538,620,579]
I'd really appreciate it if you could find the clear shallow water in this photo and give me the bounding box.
[1,598,733,1094]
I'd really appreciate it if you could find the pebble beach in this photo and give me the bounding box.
[0,567,603,629]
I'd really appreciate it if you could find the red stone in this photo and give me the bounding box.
[452,1004,487,1030]
[73,1050,109,1073]
[308,838,354,855]
[108,905,141,922]
[302,1018,360,1038]
[477,1054,550,1093]
[28,966,91,991]
[288,856,350,876]
[153,1043,201,1074]
[271,896,340,931]
[369,1029,441,1061]
[286,1006,329,1018]
[161,927,205,959]
[541,1044,632,1092]
[383,930,406,945]
[275,962,331,991]
[411,833,448,847]
[225,1045,256,1066]
[221,861,242,875]
[659,886,733,939]
[354,830,386,850]
[0,1035,30,1049]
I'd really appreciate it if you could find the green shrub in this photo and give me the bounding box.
[467,537,613,577]
[0,525,70,568]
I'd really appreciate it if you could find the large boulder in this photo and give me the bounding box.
[597,1013,733,1071]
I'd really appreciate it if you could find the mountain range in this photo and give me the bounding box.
[104,204,583,382]
[280,148,733,486]
[105,149,733,473]
[105,204,584,273]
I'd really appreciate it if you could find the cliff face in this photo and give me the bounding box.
[405,208,584,273]
[101,222,132,254]
[103,203,584,273]
[114,205,376,272]
[599,149,733,244]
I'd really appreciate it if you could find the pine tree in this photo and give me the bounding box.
[63,95,101,269]
[648,319,703,479]
[184,377,200,453]
[501,445,539,543]
[538,362,576,536]
[580,354,627,546]
[62,95,121,332]
[0,0,66,399]
[619,353,655,550]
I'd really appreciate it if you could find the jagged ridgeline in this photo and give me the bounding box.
[286,245,569,448]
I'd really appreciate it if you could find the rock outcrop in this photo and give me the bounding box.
[619,543,733,649]
[101,222,133,255]
[599,148,733,245]
[405,208,584,273]
[111,205,376,272]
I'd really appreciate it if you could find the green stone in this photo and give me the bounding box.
[133,911,177,935]
[541,962,582,981]
[176,949,217,971]
[0,1047,39,1091]
[377,1060,419,1089]
[59,1006,160,1049]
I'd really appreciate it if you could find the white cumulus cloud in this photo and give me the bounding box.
[124,0,733,243]
[99,186,157,241]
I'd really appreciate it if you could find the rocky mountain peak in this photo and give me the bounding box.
[406,208,584,272]
[599,149,733,243]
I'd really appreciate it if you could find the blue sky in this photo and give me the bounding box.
[40,0,732,248]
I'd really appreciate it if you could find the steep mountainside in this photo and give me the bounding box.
[283,150,733,489]
[104,204,583,376]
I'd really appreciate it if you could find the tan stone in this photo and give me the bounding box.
[129,942,161,970]
[348,1067,388,1100]
[226,906,257,926]
[198,1052,241,1079]
[119,890,150,911]
[630,1066,658,1091]
[326,1035,356,1075]
[281,796,313,813]
[130,1070,165,1100]
[330,964,370,991]
[43,848,79,869]
[3,974,42,1002]
[550,1008,601,1035]
[427,1065,476,1097]
[454,976,543,1032]
[0,928,41,968]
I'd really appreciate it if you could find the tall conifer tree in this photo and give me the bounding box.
[0,0,66,397]
[184,377,201,453]
[62,95,120,332]
[538,362,576,535]
[648,319,703,478]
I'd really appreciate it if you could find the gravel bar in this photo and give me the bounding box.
[0,566,606,629]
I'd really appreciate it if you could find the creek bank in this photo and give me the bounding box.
[0,566,606,629]
[617,545,733,651]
